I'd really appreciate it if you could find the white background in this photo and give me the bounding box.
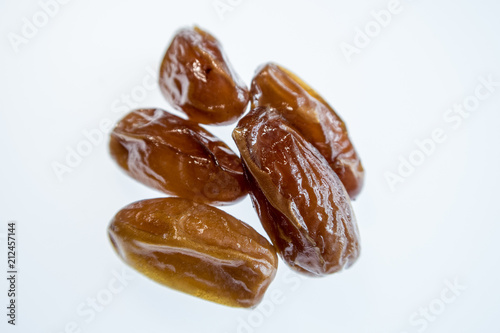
[1,0,500,332]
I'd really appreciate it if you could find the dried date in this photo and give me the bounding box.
[109,108,247,205]
[233,106,360,276]
[159,26,249,125]
[108,197,278,308]
[250,63,364,199]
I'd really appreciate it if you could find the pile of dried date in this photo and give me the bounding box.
[107,26,365,308]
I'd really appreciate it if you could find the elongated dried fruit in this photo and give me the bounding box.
[233,107,360,276]
[108,197,278,308]
[109,108,247,205]
[159,26,249,125]
[250,63,364,199]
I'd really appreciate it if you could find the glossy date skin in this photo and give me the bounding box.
[159,26,249,125]
[233,107,360,276]
[109,108,247,205]
[108,197,278,308]
[250,63,364,199]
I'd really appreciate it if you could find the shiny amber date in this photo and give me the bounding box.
[250,63,364,199]
[108,197,278,308]
[233,107,360,276]
[109,108,247,205]
[159,26,249,125]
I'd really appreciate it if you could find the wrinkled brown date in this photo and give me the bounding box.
[250,63,364,199]
[233,107,360,276]
[159,26,249,125]
[108,197,278,308]
[109,108,247,205]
